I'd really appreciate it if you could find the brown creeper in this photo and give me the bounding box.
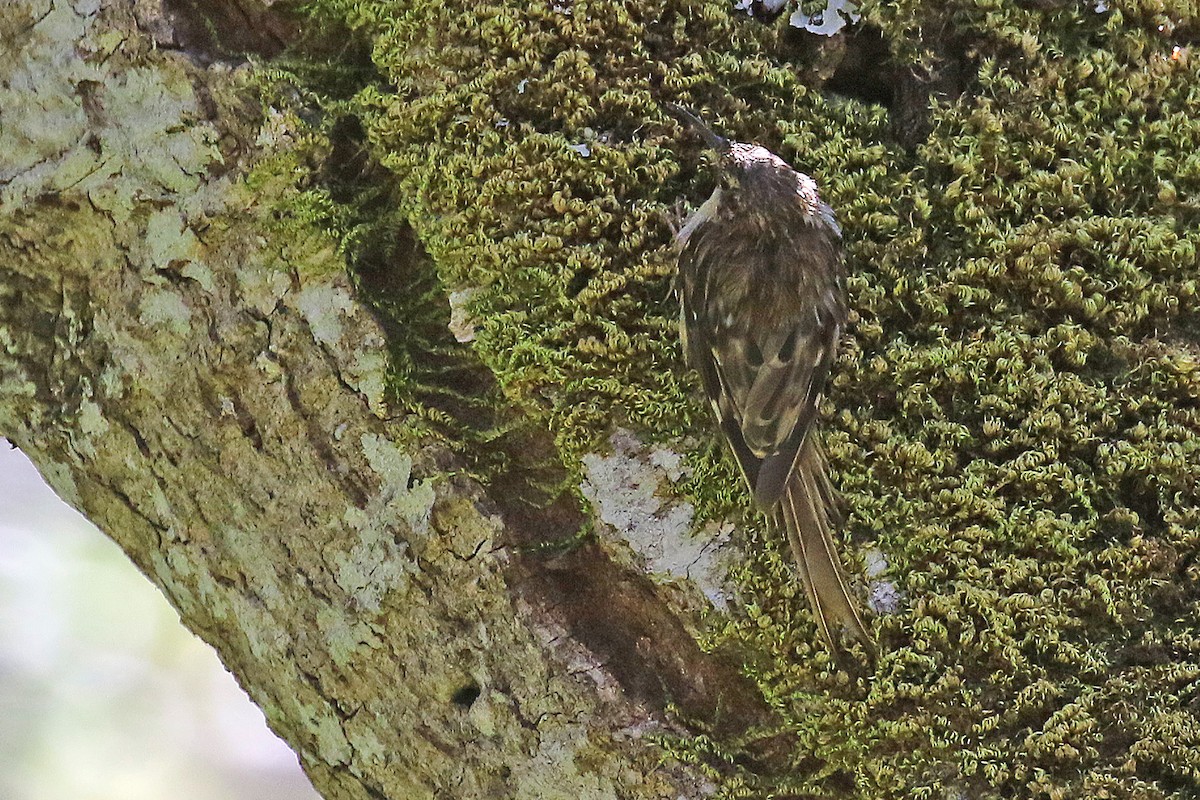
[666,104,875,659]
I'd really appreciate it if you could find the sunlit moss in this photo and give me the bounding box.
[298,0,1200,797]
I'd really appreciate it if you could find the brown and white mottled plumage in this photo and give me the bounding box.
[667,104,874,659]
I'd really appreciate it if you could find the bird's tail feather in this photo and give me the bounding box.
[778,440,876,660]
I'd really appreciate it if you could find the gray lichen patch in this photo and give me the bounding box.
[137,289,193,336]
[331,434,436,613]
[581,428,734,609]
[511,723,620,800]
[297,283,357,349]
[296,284,391,415]
[359,433,435,530]
[0,1,220,216]
[862,547,903,615]
[448,287,481,343]
[306,702,354,766]
[316,605,383,668]
[333,507,416,614]
[142,208,205,274]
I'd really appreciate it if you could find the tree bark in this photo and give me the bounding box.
[22,2,1199,799]
[0,2,767,798]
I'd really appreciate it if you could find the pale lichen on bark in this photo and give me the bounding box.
[581,428,737,611]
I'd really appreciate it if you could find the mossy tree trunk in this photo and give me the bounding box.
[6,0,1200,799]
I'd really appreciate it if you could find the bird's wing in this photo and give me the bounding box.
[679,230,843,513]
[677,208,873,657]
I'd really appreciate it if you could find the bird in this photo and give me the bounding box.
[665,103,875,660]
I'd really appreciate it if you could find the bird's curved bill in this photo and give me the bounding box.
[663,102,730,152]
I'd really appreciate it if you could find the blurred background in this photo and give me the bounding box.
[0,439,321,800]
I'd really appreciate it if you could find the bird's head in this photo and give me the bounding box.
[664,103,839,233]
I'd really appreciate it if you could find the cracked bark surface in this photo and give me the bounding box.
[0,2,773,798]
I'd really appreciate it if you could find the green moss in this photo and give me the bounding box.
[292,0,1200,797]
